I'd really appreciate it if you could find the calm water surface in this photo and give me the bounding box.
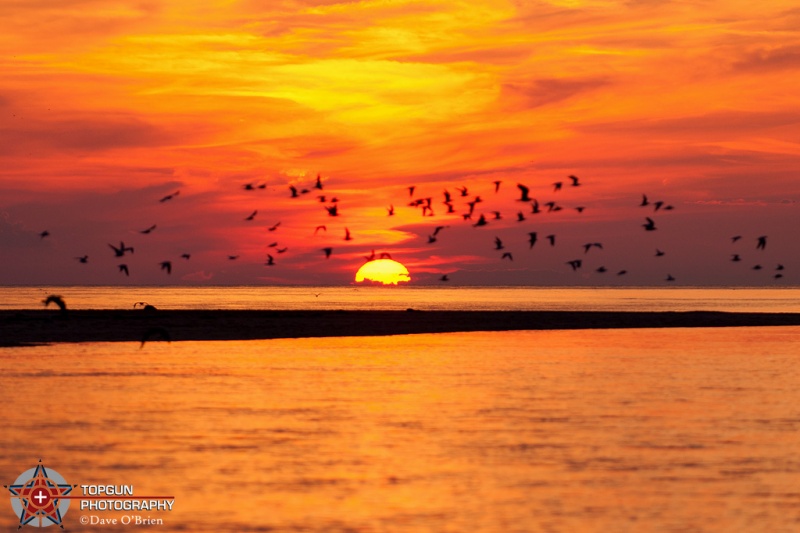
[2,286,800,312]
[2,327,800,532]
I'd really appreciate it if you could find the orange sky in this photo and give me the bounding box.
[1,0,798,285]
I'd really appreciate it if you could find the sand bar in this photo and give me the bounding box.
[2,309,800,347]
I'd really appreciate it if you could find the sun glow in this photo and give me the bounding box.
[355,259,411,285]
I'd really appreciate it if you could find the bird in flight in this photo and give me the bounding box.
[228,255,239,260]
[546,234,556,246]
[344,228,353,241]
[322,247,333,259]
[159,191,180,202]
[516,211,526,222]
[181,253,191,260]
[583,242,602,254]
[42,295,67,313]
[501,252,513,261]
[314,225,327,234]
[109,241,134,257]
[408,186,416,197]
[268,222,281,231]
[655,249,665,257]
[440,274,449,281]
[315,174,324,190]
[39,230,50,239]
[265,254,275,266]
[516,183,531,202]
[566,259,582,271]
[553,181,563,192]
[140,224,157,234]
[731,235,742,243]
[643,217,656,231]
[666,274,675,282]
[325,205,339,217]
[493,180,502,193]
[456,186,469,197]
[473,214,488,227]
[568,175,580,187]
[159,261,172,274]
[245,210,257,221]
[756,236,767,250]
[118,264,129,276]
[731,254,741,262]
[75,255,88,263]
[494,237,504,250]
[640,194,649,207]
[387,205,395,216]
[528,232,537,249]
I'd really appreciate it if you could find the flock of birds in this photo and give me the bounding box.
[31,171,789,285]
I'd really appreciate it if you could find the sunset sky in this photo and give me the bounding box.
[2,0,798,285]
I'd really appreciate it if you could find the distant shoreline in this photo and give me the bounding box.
[3,310,800,347]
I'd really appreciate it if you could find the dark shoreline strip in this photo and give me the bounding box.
[2,310,800,347]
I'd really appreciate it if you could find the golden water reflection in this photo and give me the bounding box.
[1,327,799,531]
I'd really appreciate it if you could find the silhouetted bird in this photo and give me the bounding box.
[408,186,416,197]
[440,274,449,281]
[315,174,323,189]
[243,182,256,191]
[617,270,628,276]
[493,180,502,193]
[322,247,333,259]
[40,230,50,238]
[752,264,762,270]
[265,254,275,266]
[276,247,288,254]
[491,211,502,220]
[575,206,585,213]
[596,266,607,273]
[387,205,395,216]
[517,211,525,222]
[775,273,784,279]
[269,222,281,231]
[109,241,134,257]
[344,228,353,241]
[731,235,742,243]
[432,226,447,236]
[516,183,531,202]
[75,255,88,263]
[380,252,392,259]
[566,259,582,271]
[531,199,541,214]
[494,237,504,250]
[181,253,191,260]
[776,264,785,271]
[365,249,376,262]
[42,295,67,312]
[546,234,556,246]
[655,249,665,257]
[268,242,278,247]
[756,236,767,250]
[289,185,298,197]
[245,210,257,221]
[583,243,602,254]
[118,264,129,276]
[228,255,239,260]
[731,254,741,262]
[501,252,513,261]
[528,232,537,249]
[666,274,675,282]
[159,191,179,202]
[653,201,664,211]
[428,235,437,244]
[317,195,326,202]
[640,194,649,207]
[159,261,172,274]
[314,225,326,234]
[553,182,562,192]
[140,224,157,234]
[643,217,656,231]
[568,175,580,187]
[325,205,339,217]
[473,214,488,227]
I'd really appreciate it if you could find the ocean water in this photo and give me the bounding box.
[2,285,800,312]
[1,288,799,531]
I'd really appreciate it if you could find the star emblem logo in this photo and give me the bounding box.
[5,460,76,528]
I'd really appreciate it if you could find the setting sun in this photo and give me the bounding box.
[355,259,411,285]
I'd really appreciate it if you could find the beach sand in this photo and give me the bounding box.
[3,309,800,346]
